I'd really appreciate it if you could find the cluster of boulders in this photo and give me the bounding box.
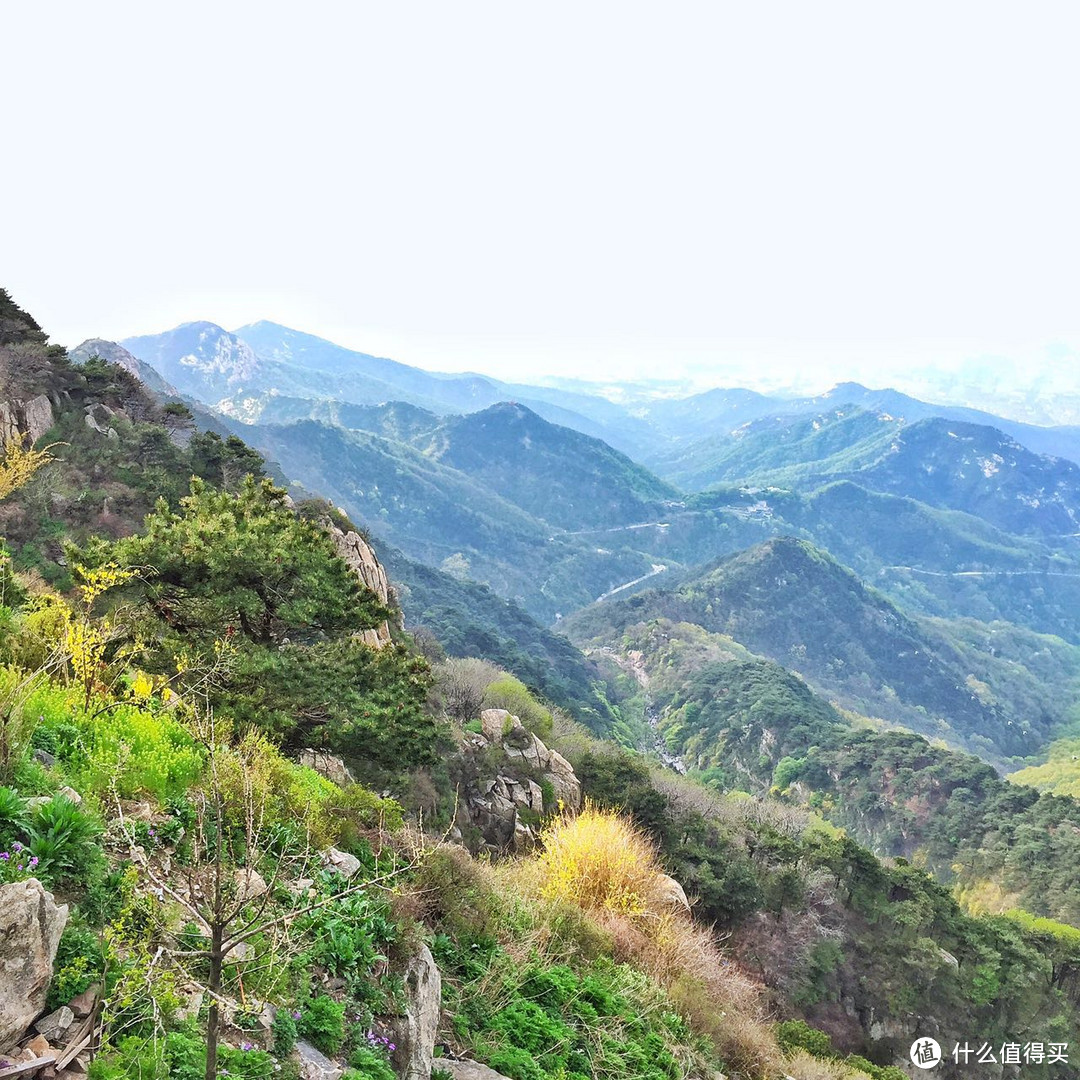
[452,708,583,854]
[0,880,95,1080]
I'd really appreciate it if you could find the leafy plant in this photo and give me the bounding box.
[28,794,104,886]
[299,996,346,1055]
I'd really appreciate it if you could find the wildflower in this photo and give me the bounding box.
[0,853,8,861]
[240,1042,254,1052]
[12,841,22,851]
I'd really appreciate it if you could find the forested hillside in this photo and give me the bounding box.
[4,288,1080,1080]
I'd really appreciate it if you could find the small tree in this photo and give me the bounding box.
[82,477,437,768]
[116,716,413,1080]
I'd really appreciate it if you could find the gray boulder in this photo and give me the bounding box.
[0,879,69,1050]
[445,1061,515,1080]
[293,1040,342,1080]
[389,942,441,1080]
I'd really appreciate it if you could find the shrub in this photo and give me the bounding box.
[217,1046,276,1080]
[537,803,662,917]
[299,996,346,1055]
[271,1009,298,1058]
[484,1046,545,1080]
[482,676,553,738]
[296,892,397,989]
[347,1042,396,1080]
[0,785,27,847]
[164,1031,205,1080]
[28,794,104,887]
[435,657,502,722]
[47,924,105,1010]
[776,1019,834,1058]
[410,844,499,938]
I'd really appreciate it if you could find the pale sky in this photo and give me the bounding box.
[5,1,1080,394]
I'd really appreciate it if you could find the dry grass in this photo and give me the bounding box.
[785,1050,870,1080]
[536,802,664,916]
[510,803,790,1078]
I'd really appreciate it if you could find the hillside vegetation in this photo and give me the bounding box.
[4,288,1080,1080]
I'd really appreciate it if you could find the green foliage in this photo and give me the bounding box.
[346,1044,395,1080]
[82,477,437,770]
[271,1011,298,1058]
[217,1046,276,1080]
[444,955,690,1080]
[47,923,105,1010]
[299,996,346,1055]
[482,676,554,738]
[0,784,27,847]
[28,794,104,888]
[775,1019,833,1057]
[294,891,397,993]
[91,476,389,645]
[772,756,805,790]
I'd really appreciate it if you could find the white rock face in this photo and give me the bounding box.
[460,711,584,854]
[297,750,355,787]
[328,526,393,648]
[234,868,268,901]
[0,879,69,1051]
[0,393,54,450]
[322,847,362,879]
[293,1040,342,1080]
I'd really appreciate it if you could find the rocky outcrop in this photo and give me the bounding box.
[0,879,68,1050]
[652,873,691,913]
[0,393,53,450]
[298,749,355,787]
[445,1062,514,1080]
[322,847,362,879]
[388,942,441,1080]
[84,402,123,440]
[328,525,392,649]
[456,709,583,855]
[293,1040,342,1080]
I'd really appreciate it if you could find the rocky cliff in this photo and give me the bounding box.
[328,524,393,649]
[0,394,53,450]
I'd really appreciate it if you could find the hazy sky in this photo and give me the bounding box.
[5,2,1080,393]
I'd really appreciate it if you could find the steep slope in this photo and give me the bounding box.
[375,540,618,731]
[646,379,1080,467]
[853,418,1080,537]
[652,407,903,490]
[233,320,502,411]
[419,402,680,530]
[654,405,1080,538]
[68,338,182,398]
[641,385,792,445]
[242,419,664,623]
[566,537,1046,760]
[601,618,1080,924]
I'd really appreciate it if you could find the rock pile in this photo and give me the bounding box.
[455,708,583,854]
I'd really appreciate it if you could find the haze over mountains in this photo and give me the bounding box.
[11,285,1080,1070]
[81,316,1080,773]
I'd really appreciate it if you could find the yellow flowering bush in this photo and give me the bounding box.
[76,703,204,800]
[0,441,54,501]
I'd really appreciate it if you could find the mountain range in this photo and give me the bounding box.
[78,318,1080,761]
